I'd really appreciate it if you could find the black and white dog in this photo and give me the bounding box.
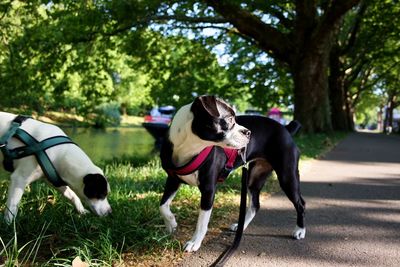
[0,112,112,224]
[159,95,306,252]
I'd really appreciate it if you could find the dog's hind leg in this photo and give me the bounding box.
[274,149,306,240]
[160,175,181,234]
[230,160,272,232]
[4,166,42,224]
[4,174,28,224]
[57,186,88,214]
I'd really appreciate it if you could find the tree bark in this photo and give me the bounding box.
[292,45,333,133]
[384,94,396,133]
[203,0,361,133]
[329,48,353,131]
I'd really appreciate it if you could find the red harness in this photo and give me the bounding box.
[167,146,239,183]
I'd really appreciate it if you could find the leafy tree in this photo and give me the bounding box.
[329,0,400,131]
[0,0,236,121]
[125,30,236,108]
[145,0,361,132]
[1,0,398,134]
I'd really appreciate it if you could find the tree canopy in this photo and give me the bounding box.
[0,0,398,132]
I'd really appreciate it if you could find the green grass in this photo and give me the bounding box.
[295,131,348,160]
[0,132,347,266]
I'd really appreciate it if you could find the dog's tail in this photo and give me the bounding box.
[285,120,302,136]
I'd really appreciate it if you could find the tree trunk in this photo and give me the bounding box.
[292,48,333,133]
[345,98,355,130]
[329,49,354,131]
[384,94,395,133]
[203,0,361,133]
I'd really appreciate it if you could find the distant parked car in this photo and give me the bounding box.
[142,106,176,149]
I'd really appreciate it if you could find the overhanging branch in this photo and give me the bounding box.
[203,0,292,63]
[147,14,229,24]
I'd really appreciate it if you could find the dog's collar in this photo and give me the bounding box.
[167,146,239,183]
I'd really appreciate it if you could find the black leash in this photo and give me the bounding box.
[211,165,248,267]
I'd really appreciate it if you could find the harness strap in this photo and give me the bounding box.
[224,148,238,170]
[9,129,72,187]
[167,146,214,177]
[1,116,30,171]
[1,115,74,187]
[0,117,28,146]
[167,146,239,184]
[217,148,239,183]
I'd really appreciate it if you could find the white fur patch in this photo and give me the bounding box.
[292,225,306,239]
[222,123,250,149]
[177,171,199,186]
[89,198,112,216]
[160,192,178,233]
[230,192,257,231]
[169,105,217,166]
[184,209,212,252]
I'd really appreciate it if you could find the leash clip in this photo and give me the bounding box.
[239,145,247,165]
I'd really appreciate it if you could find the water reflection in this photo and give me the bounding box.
[62,127,155,163]
[1,127,154,180]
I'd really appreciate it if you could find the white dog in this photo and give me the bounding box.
[0,111,112,224]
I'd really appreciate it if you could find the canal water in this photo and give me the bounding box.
[0,126,155,179]
[62,126,155,162]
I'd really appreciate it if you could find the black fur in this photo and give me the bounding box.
[160,115,305,229]
[83,174,108,199]
[190,96,235,142]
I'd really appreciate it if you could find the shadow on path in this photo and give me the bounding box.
[178,132,400,267]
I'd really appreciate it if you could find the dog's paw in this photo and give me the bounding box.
[4,213,14,225]
[4,209,16,225]
[229,223,238,232]
[292,225,306,240]
[166,221,178,234]
[164,215,177,234]
[183,240,201,252]
[77,208,90,215]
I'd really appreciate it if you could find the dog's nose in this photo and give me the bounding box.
[241,129,251,138]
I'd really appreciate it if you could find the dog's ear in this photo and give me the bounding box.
[83,174,108,199]
[192,95,220,118]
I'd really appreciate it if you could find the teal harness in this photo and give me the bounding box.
[0,115,75,187]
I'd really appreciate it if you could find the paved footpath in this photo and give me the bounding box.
[178,132,400,267]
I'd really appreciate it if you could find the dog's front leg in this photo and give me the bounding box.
[160,176,181,233]
[57,186,88,214]
[184,184,216,252]
[4,174,28,224]
[184,208,213,252]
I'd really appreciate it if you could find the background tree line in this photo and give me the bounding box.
[0,0,399,133]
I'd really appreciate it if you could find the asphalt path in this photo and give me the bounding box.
[178,132,400,267]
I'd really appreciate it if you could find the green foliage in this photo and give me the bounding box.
[0,0,237,117]
[126,31,235,107]
[336,0,400,126]
[0,0,398,128]
[93,102,122,128]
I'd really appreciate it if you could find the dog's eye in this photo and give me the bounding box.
[224,116,235,129]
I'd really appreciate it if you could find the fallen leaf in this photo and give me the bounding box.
[72,256,89,267]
